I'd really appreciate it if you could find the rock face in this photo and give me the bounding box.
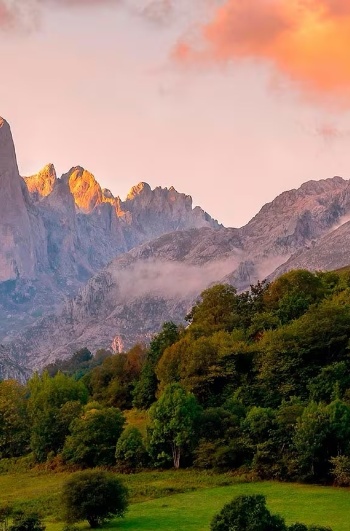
[0,117,221,377]
[24,164,57,200]
[229,176,350,289]
[116,182,220,247]
[270,219,350,278]
[2,115,350,379]
[0,118,36,281]
[3,227,242,370]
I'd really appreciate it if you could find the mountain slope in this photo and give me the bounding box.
[3,227,242,370]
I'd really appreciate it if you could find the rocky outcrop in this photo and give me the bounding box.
[24,164,57,200]
[62,166,103,213]
[116,182,221,247]
[0,118,36,282]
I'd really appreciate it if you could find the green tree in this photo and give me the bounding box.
[62,403,125,467]
[186,284,238,337]
[293,402,332,481]
[27,372,88,462]
[62,470,128,528]
[0,380,29,458]
[133,322,179,409]
[308,361,350,402]
[210,494,286,531]
[148,383,201,468]
[88,345,146,409]
[115,426,147,472]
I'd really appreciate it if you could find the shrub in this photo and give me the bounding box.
[330,455,350,486]
[9,511,45,531]
[61,470,128,528]
[210,494,287,531]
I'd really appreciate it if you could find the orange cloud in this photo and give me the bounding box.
[173,0,350,102]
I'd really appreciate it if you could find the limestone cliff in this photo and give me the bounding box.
[0,118,36,281]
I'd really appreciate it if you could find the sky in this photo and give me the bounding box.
[1,0,350,228]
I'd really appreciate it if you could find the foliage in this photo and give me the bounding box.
[27,372,88,462]
[148,383,202,468]
[0,381,29,458]
[132,322,180,410]
[9,511,45,531]
[87,345,146,409]
[330,455,350,486]
[62,403,125,467]
[210,494,287,530]
[115,426,148,472]
[61,470,128,528]
[0,505,12,531]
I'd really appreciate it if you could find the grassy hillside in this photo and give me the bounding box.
[116,483,349,531]
[0,470,348,531]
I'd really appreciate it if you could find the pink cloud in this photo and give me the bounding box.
[173,0,350,104]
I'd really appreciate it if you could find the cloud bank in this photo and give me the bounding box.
[173,0,350,103]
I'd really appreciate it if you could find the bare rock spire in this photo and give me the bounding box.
[0,117,35,280]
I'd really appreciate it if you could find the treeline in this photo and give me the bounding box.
[2,269,350,485]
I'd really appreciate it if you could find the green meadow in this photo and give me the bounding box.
[1,470,348,531]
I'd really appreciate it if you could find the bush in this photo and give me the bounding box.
[330,455,350,486]
[210,494,287,531]
[9,511,45,531]
[62,470,128,528]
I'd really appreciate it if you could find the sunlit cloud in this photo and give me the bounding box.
[173,0,350,104]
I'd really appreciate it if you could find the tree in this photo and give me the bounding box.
[115,426,147,472]
[133,322,180,409]
[27,372,88,462]
[62,470,128,528]
[88,345,146,409]
[186,284,238,337]
[0,380,29,458]
[62,403,125,467]
[148,383,201,468]
[210,494,286,531]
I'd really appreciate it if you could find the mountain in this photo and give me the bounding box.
[3,227,242,371]
[270,218,350,278]
[0,118,37,282]
[2,116,350,379]
[0,117,220,344]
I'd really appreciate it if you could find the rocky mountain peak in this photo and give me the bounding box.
[24,163,57,200]
[126,182,152,200]
[62,166,103,213]
[0,117,36,282]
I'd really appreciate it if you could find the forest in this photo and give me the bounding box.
[2,268,350,488]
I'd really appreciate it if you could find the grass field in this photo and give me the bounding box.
[0,470,348,531]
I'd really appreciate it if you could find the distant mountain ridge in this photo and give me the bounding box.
[1,116,350,379]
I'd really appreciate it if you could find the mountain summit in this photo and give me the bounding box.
[0,117,35,281]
